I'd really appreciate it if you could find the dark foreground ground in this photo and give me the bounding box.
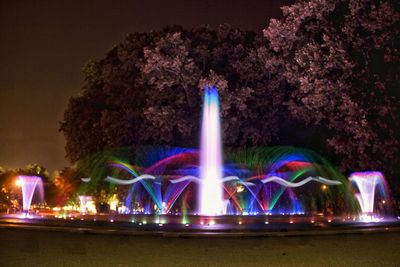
[0,228,399,267]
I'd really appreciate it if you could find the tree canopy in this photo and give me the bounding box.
[60,25,285,162]
[60,0,399,193]
[264,0,399,177]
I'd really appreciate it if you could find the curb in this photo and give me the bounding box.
[1,221,400,238]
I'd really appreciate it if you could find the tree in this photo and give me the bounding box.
[60,25,283,162]
[263,0,400,184]
[51,167,81,206]
[60,5,400,199]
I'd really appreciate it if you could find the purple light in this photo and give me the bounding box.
[17,175,44,212]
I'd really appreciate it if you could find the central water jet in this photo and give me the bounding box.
[200,86,224,215]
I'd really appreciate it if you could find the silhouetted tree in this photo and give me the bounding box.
[263,0,400,182]
[60,2,399,197]
[60,25,283,162]
[51,167,81,206]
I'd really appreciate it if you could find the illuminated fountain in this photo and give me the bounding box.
[349,171,390,220]
[1,90,396,229]
[199,87,224,215]
[79,195,96,214]
[17,175,44,213]
[90,86,350,217]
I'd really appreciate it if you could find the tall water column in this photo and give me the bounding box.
[199,86,224,215]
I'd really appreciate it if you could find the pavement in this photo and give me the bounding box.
[1,227,399,267]
[1,213,400,266]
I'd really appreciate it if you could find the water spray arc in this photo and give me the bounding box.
[349,171,390,216]
[17,175,44,212]
[93,87,357,217]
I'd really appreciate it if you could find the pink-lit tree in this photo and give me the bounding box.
[263,0,400,178]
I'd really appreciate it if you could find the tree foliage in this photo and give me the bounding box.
[51,167,81,206]
[263,0,400,180]
[60,1,399,194]
[60,25,283,162]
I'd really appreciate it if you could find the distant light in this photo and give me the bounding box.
[15,179,22,187]
[159,224,163,226]
[142,220,147,225]
[265,221,269,224]
[289,220,294,224]
[311,220,315,224]
[236,185,244,193]
[360,214,381,223]
[322,185,327,191]
[327,219,332,223]
[209,220,215,225]
[238,221,242,225]
[110,219,114,222]
[382,200,386,204]
[185,224,189,227]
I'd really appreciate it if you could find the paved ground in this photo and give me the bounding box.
[1,228,399,267]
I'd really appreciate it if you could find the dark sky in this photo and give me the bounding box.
[0,0,293,172]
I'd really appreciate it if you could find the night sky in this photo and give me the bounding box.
[0,0,293,172]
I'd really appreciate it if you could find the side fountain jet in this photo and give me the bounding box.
[17,175,44,213]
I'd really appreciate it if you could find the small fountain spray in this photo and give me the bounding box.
[349,171,390,222]
[17,175,44,213]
